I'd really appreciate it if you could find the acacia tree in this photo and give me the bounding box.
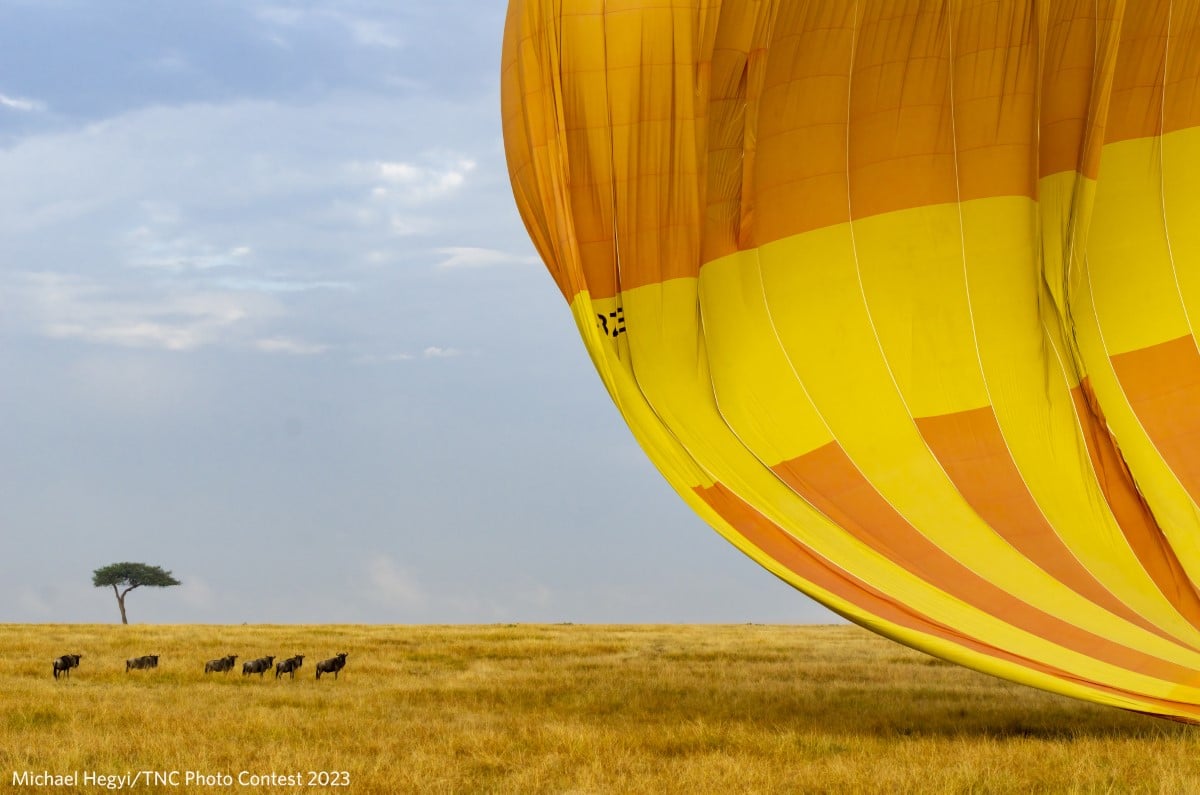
[92,562,181,624]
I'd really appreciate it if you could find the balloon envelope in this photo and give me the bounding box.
[502,0,1200,720]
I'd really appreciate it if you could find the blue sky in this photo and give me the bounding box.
[0,0,834,624]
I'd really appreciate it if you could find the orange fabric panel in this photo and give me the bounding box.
[1105,0,1200,142]
[502,3,709,301]
[915,406,1189,647]
[755,1,1042,247]
[844,3,958,221]
[753,1,855,248]
[700,0,773,262]
[1163,3,1200,135]
[1111,336,1200,506]
[951,0,1039,202]
[1038,0,1121,179]
[1107,0,1169,143]
[500,4,588,302]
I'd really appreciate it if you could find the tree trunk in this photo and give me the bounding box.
[113,584,129,624]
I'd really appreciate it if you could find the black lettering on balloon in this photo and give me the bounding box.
[596,307,626,338]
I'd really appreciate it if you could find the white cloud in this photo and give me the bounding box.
[0,89,514,367]
[343,17,402,48]
[422,346,463,359]
[388,216,432,236]
[352,352,415,364]
[369,156,476,204]
[148,51,192,74]
[127,239,253,272]
[0,92,45,112]
[135,201,182,225]
[377,162,419,182]
[363,556,426,610]
[255,6,303,26]
[122,206,256,273]
[434,246,538,270]
[351,347,465,363]
[256,7,402,49]
[215,277,352,293]
[0,95,492,254]
[254,336,330,355]
[48,320,202,351]
[15,271,279,352]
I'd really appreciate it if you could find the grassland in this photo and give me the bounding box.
[1,623,1197,793]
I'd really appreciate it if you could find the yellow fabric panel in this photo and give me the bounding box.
[852,203,989,419]
[1087,137,1193,356]
[1162,126,1200,342]
[694,251,833,463]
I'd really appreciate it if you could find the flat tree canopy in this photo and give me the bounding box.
[93,562,181,624]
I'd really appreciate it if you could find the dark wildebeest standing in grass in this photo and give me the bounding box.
[315,653,347,680]
[126,655,159,672]
[204,655,237,674]
[275,655,304,679]
[52,654,82,680]
[242,656,275,677]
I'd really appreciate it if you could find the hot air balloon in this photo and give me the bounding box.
[501,0,1200,720]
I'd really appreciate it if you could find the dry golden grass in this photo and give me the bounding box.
[1,623,1197,793]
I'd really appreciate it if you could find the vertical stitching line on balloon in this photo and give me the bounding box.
[1161,1,1197,348]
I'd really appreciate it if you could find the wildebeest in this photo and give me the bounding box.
[126,655,159,672]
[204,655,237,674]
[275,655,304,679]
[242,656,275,677]
[315,652,348,680]
[52,654,82,680]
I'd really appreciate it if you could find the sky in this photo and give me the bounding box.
[0,0,837,625]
